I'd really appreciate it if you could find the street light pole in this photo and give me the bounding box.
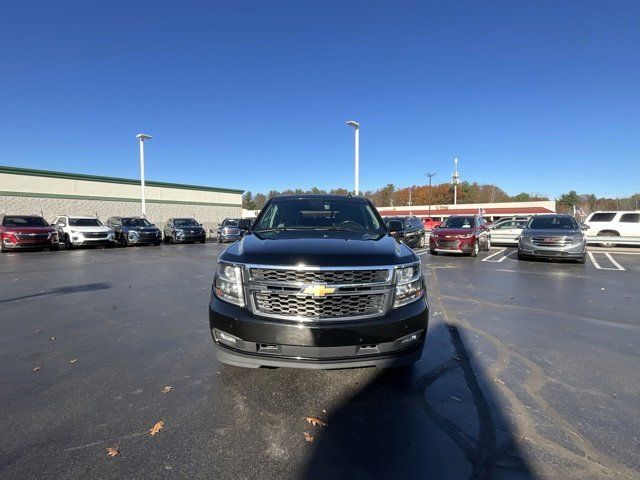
[136,133,152,217]
[426,172,436,223]
[346,121,360,195]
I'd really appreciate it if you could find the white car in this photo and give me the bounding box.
[583,211,640,247]
[489,218,528,245]
[52,215,115,249]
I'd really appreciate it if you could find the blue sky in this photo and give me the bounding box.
[1,1,638,199]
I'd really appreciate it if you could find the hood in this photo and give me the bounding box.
[433,228,475,236]
[220,231,417,267]
[523,228,582,237]
[2,226,55,234]
[123,226,160,232]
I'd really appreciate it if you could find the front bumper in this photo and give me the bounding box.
[518,240,586,259]
[429,236,474,253]
[2,240,56,250]
[128,234,162,244]
[208,294,429,369]
[219,233,242,242]
[175,232,206,243]
[70,234,114,246]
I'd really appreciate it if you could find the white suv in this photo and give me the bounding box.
[583,211,640,247]
[52,215,115,249]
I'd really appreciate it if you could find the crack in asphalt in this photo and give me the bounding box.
[424,265,638,479]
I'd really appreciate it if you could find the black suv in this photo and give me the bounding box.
[383,216,427,249]
[163,218,206,244]
[216,218,251,243]
[209,195,429,369]
[105,217,162,247]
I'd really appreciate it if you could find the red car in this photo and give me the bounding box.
[0,215,59,252]
[429,215,491,256]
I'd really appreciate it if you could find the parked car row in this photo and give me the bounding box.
[427,213,589,263]
[1,214,253,253]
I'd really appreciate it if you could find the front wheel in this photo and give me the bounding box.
[597,231,619,248]
[576,255,586,264]
[418,234,426,249]
[64,234,74,250]
[484,236,491,251]
[120,234,129,247]
[49,243,60,252]
[517,250,526,261]
[470,240,479,257]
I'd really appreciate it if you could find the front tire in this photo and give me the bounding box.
[484,236,491,251]
[418,234,426,248]
[576,255,586,264]
[470,240,479,257]
[597,231,619,248]
[517,250,527,261]
[120,234,129,247]
[64,234,74,250]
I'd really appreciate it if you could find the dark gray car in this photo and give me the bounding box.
[518,214,587,263]
[163,218,206,244]
[106,216,162,247]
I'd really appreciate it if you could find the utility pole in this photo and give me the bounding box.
[450,157,460,205]
[426,172,436,223]
[408,188,413,214]
[136,133,152,217]
[346,121,360,195]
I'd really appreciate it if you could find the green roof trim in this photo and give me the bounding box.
[0,191,241,208]
[0,165,244,194]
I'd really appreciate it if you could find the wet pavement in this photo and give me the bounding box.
[0,242,638,479]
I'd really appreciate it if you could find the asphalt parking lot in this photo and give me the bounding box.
[1,242,638,479]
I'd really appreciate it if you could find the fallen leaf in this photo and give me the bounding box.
[69,358,78,364]
[49,337,56,341]
[303,432,314,443]
[494,378,506,385]
[32,366,41,373]
[106,446,120,457]
[35,329,41,333]
[149,420,165,436]
[305,417,327,427]
[161,386,173,394]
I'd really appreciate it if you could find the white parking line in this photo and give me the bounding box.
[605,253,626,271]
[589,251,626,271]
[481,249,506,262]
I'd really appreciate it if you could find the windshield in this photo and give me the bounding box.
[174,219,199,227]
[528,216,579,229]
[2,216,48,227]
[224,219,239,227]
[69,218,103,227]
[440,217,474,229]
[255,198,384,233]
[122,218,152,227]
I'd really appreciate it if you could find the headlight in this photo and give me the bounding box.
[459,234,473,239]
[128,230,139,238]
[175,229,184,234]
[214,262,244,306]
[393,263,423,308]
[569,234,584,243]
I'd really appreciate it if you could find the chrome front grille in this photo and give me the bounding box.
[254,292,385,319]
[250,268,389,285]
[246,265,393,322]
[532,236,571,247]
[16,233,49,240]
[83,232,108,239]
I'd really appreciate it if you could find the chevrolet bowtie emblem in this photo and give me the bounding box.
[302,284,336,297]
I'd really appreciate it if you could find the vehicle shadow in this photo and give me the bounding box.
[0,282,111,304]
[299,322,534,480]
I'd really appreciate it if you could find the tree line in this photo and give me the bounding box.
[242,183,639,216]
[242,182,549,210]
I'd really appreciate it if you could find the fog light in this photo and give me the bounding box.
[213,329,240,347]
[396,330,424,344]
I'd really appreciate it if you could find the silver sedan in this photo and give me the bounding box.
[518,214,587,263]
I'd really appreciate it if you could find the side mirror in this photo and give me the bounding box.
[387,220,403,233]
[57,222,64,227]
[150,224,156,227]
[198,223,203,226]
[581,224,590,230]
